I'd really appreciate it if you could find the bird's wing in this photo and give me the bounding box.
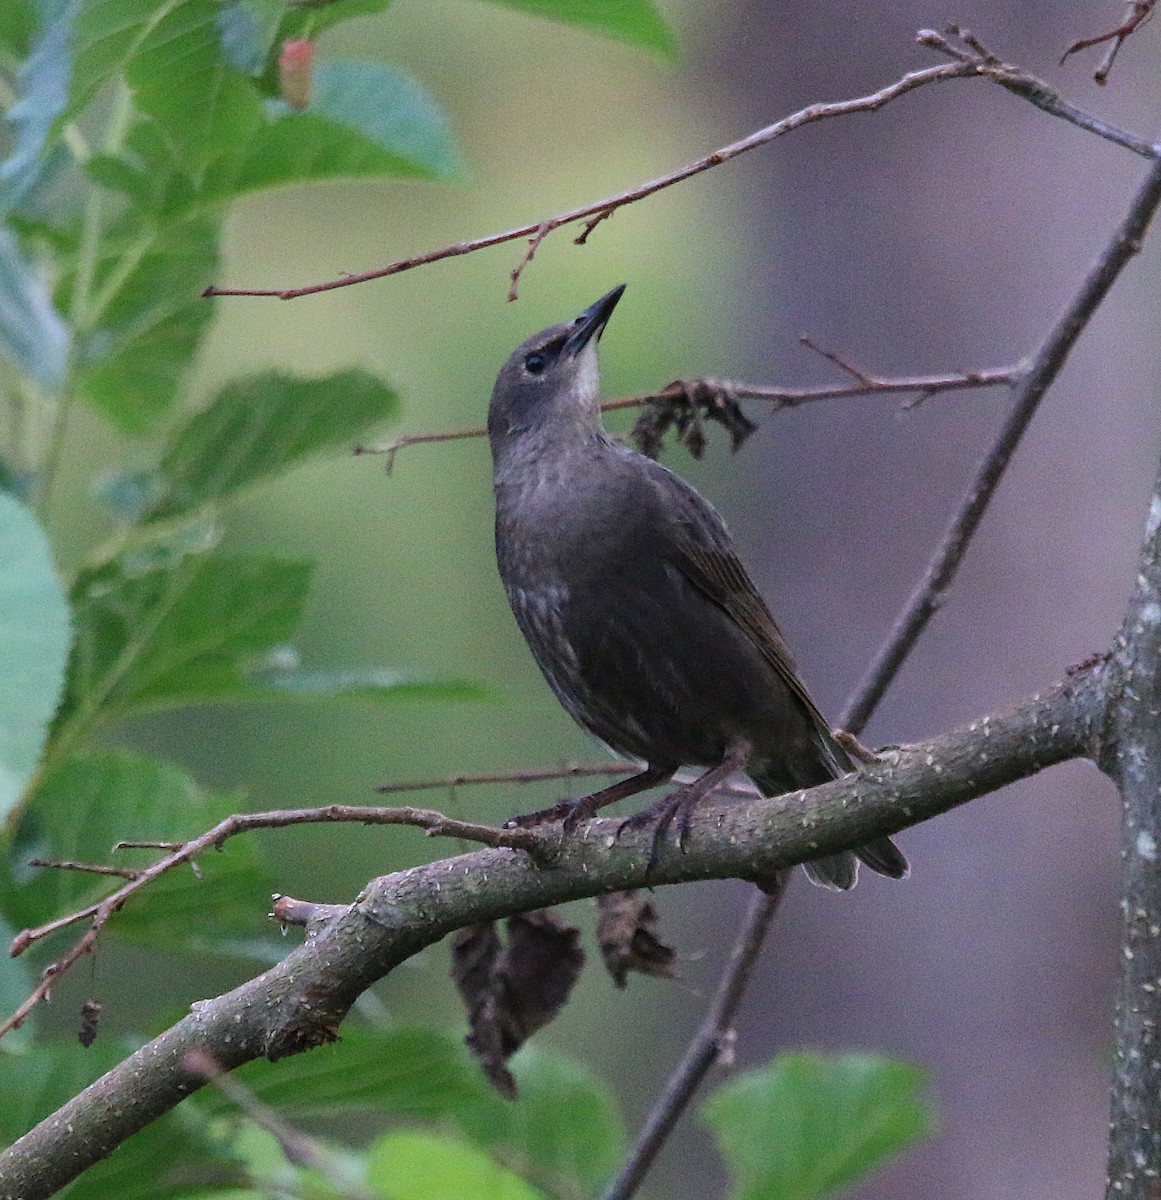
[638,457,851,770]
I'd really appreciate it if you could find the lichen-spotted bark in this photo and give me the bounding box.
[1105,476,1161,1199]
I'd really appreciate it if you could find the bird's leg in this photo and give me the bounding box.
[619,741,751,869]
[833,728,903,766]
[504,764,675,833]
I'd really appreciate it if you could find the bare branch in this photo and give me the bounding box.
[920,26,1157,152]
[202,33,1158,304]
[375,761,632,796]
[0,675,1103,1200]
[203,60,977,301]
[602,148,1161,1197]
[1060,2,1155,84]
[358,366,1021,471]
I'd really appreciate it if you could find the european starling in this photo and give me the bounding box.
[488,285,907,889]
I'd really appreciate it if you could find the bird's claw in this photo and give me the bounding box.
[617,786,701,877]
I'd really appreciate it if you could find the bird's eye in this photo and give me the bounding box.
[524,352,546,375]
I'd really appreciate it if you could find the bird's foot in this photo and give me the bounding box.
[834,729,903,767]
[617,785,702,875]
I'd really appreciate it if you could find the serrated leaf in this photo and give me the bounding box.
[0,0,78,217]
[147,369,398,521]
[366,1130,547,1200]
[480,0,675,57]
[0,492,70,823]
[702,1052,933,1200]
[54,549,312,751]
[7,751,272,943]
[0,228,70,393]
[208,62,462,198]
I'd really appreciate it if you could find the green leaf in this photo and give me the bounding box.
[54,548,311,749]
[73,217,219,434]
[0,492,70,823]
[0,228,70,393]
[216,1026,493,1122]
[0,0,37,58]
[203,1030,620,1197]
[208,62,463,198]
[68,0,260,168]
[456,1045,626,1194]
[702,1052,933,1200]
[479,0,675,57]
[126,0,264,179]
[0,0,77,217]
[69,0,170,119]
[249,663,490,706]
[0,1040,125,1145]
[275,0,393,43]
[147,369,398,521]
[7,750,272,943]
[219,0,284,74]
[366,1131,547,1200]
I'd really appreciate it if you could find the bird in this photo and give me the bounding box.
[487,284,908,889]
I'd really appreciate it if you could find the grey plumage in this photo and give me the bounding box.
[488,285,907,890]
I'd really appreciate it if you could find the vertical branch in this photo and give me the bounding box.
[845,154,1161,732]
[1104,454,1161,1199]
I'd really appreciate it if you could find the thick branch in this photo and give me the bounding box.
[0,676,1102,1200]
[1104,452,1161,1198]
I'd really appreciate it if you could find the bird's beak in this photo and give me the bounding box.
[564,284,626,358]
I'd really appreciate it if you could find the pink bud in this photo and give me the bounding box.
[279,39,314,110]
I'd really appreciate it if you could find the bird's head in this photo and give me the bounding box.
[488,285,625,456]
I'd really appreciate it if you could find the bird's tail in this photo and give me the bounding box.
[752,741,910,891]
[801,838,909,891]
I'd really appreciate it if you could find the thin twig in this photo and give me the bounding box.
[358,366,1021,470]
[1060,2,1155,84]
[203,39,1156,302]
[354,426,486,474]
[377,761,632,794]
[919,26,1156,153]
[601,880,788,1200]
[185,1050,380,1200]
[25,859,142,880]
